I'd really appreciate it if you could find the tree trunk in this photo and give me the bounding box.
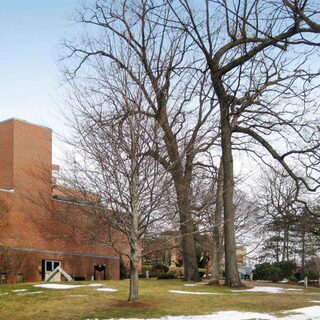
[301,229,305,274]
[128,121,140,302]
[209,160,224,285]
[175,179,200,281]
[282,226,289,262]
[128,252,139,302]
[276,232,280,263]
[220,104,242,288]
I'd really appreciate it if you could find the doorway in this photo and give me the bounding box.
[42,260,61,282]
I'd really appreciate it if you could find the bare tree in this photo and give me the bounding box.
[255,168,299,262]
[282,0,320,34]
[61,65,168,301]
[255,167,320,270]
[190,158,224,284]
[62,0,220,281]
[167,0,320,287]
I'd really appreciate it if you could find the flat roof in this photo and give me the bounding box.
[0,118,52,131]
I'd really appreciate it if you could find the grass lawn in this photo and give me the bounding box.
[0,279,319,320]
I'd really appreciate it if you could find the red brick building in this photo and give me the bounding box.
[0,118,128,283]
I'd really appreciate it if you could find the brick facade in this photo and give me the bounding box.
[0,118,128,283]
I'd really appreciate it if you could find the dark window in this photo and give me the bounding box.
[53,262,60,269]
[46,261,53,272]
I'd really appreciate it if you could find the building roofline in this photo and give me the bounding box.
[0,118,51,131]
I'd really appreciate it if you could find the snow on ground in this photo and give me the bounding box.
[86,306,320,320]
[96,288,118,292]
[12,289,28,292]
[231,286,303,294]
[183,284,199,287]
[169,290,218,295]
[34,284,86,290]
[282,306,320,320]
[17,291,43,296]
[285,289,303,291]
[0,292,8,296]
[184,283,208,287]
[66,294,88,297]
[33,283,105,290]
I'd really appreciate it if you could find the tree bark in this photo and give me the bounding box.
[220,103,242,287]
[128,119,140,302]
[276,232,280,263]
[301,229,305,274]
[282,226,289,262]
[175,179,201,281]
[209,160,224,285]
[129,251,139,302]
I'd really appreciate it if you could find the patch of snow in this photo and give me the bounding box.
[310,301,320,303]
[0,292,8,296]
[88,284,103,287]
[33,283,105,290]
[231,286,302,294]
[34,284,85,290]
[12,289,28,292]
[17,291,43,296]
[84,305,320,320]
[184,284,201,287]
[285,289,303,291]
[184,283,207,287]
[279,279,289,283]
[169,290,218,295]
[96,288,118,292]
[282,306,320,320]
[66,294,88,297]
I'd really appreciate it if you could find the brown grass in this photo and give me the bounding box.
[0,279,319,319]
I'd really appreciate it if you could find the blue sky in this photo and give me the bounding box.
[0,1,79,136]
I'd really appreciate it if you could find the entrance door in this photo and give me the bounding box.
[94,264,106,280]
[43,260,61,282]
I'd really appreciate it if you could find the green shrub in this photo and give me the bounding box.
[294,272,302,281]
[273,261,296,279]
[252,262,272,280]
[253,261,296,281]
[305,272,319,280]
[288,276,297,282]
[157,272,177,279]
[270,265,281,282]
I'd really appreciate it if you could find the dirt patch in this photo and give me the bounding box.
[113,300,156,308]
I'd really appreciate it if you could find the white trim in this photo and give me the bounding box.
[0,188,14,193]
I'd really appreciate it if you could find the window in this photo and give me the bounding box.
[46,261,53,272]
[45,260,60,272]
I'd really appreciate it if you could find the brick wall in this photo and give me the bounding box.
[0,118,129,283]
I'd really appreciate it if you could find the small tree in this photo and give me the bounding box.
[62,67,168,302]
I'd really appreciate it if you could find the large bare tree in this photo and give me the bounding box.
[168,0,320,286]
[62,0,220,281]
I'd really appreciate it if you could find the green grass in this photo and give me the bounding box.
[0,280,319,320]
